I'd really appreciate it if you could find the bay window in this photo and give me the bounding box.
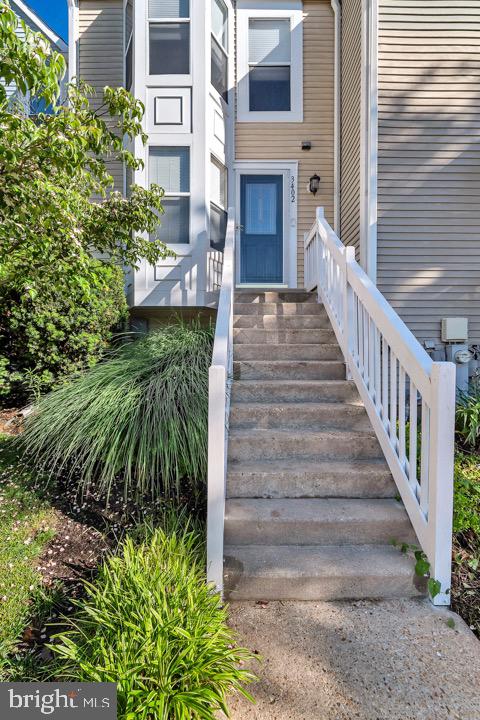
[211,0,229,101]
[149,147,190,245]
[149,0,190,75]
[210,157,227,251]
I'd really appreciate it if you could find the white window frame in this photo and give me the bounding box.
[147,0,191,78]
[210,0,230,104]
[237,1,303,123]
[148,144,192,247]
[124,0,134,90]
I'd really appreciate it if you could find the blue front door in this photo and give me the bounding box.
[240,174,283,284]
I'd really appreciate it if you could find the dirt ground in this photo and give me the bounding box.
[228,598,480,720]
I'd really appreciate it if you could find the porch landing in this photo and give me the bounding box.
[227,599,480,720]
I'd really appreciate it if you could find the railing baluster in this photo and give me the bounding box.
[420,400,430,518]
[399,366,406,469]
[390,351,397,446]
[409,382,418,491]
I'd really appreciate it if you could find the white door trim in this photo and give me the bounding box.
[234,160,298,288]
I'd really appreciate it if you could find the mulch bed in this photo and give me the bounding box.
[451,532,480,639]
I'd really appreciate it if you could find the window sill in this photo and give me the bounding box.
[237,109,303,123]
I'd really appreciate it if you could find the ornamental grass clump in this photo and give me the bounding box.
[19,322,213,501]
[51,523,256,720]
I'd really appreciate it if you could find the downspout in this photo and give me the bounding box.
[67,0,79,83]
[330,0,341,236]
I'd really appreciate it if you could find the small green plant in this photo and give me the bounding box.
[390,540,443,600]
[453,453,480,535]
[456,383,480,450]
[19,322,213,501]
[51,523,256,720]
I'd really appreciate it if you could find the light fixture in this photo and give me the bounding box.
[308,174,321,195]
[301,141,312,151]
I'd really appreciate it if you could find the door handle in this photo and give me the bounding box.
[236,224,244,230]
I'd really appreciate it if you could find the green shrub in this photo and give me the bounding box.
[453,452,480,536]
[19,322,213,501]
[0,259,127,404]
[456,384,480,450]
[51,524,255,720]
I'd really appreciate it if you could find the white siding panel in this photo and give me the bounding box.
[79,0,124,191]
[377,0,480,344]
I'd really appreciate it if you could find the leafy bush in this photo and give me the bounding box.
[0,3,171,404]
[453,453,480,536]
[19,322,213,500]
[456,384,480,450]
[51,523,255,720]
[0,260,127,403]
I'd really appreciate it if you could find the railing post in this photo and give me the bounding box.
[427,361,456,605]
[206,365,227,596]
[343,246,356,380]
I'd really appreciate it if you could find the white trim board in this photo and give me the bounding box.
[234,160,298,289]
[360,0,378,282]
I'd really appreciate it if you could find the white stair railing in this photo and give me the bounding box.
[305,208,456,605]
[206,209,235,594]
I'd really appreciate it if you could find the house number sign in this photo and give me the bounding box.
[290,175,296,204]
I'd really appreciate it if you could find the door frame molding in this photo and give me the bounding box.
[234,160,298,288]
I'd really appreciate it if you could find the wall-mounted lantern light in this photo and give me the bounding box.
[308,174,321,195]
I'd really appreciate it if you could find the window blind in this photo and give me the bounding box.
[248,18,290,65]
[149,0,189,19]
[149,148,190,193]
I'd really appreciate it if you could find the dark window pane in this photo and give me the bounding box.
[210,204,227,251]
[249,65,290,111]
[29,96,54,115]
[151,197,190,244]
[149,23,189,75]
[211,36,228,101]
[126,40,133,89]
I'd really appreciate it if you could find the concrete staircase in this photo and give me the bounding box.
[224,290,424,601]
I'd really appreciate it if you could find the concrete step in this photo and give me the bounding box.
[226,458,395,499]
[234,343,343,361]
[224,498,416,546]
[228,429,384,463]
[233,360,346,381]
[234,302,326,316]
[234,314,330,330]
[233,328,337,345]
[234,291,317,304]
[223,544,426,601]
[231,380,360,404]
[229,402,371,431]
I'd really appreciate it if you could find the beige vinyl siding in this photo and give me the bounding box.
[377,0,480,344]
[79,0,124,191]
[340,0,362,256]
[235,0,335,288]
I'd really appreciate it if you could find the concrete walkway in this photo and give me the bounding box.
[228,599,480,720]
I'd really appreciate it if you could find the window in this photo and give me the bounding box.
[211,0,228,101]
[237,3,303,122]
[249,19,290,111]
[149,0,190,75]
[125,0,133,89]
[149,147,190,244]
[210,157,227,251]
